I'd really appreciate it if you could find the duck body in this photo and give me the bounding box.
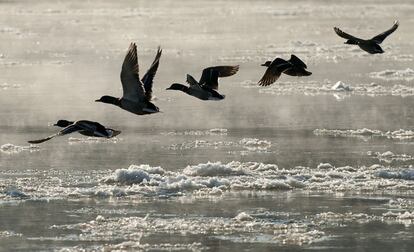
[96,43,162,115]
[258,55,311,86]
[29,120,121,144]
[167,65,238,101]
[167,83,225,101]
[334,21,399,54]
[96,95,158,115]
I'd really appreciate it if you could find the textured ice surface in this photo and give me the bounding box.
[0,143,40,154]
[68,137,120,144]
[2,160,414,203]
[161,128,228,136]
[166,137,272,154]
[0,82,20,89]
[251,80,414,98]
[52,213,325,246]
[368,151,414,163]
[314,128,414,140]
[370,68,414,81]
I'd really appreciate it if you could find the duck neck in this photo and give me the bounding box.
[102,96,121,106]
[174,84,190,94]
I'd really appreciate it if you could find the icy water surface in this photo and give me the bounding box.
[1,0,414,251]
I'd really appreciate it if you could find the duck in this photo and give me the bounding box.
[95,43,162,115]
[334,21,399,54]
[166,65,239,100]
[28,120,121,144]
[258,55,312,86]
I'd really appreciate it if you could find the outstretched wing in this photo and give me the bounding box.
[288,54,307,69]
[371,20,399,44]
[28,125,81,144]
[199,65,239,90]
[258,66,282,86]
[186,74,203,91]
[120,43,146,102]
[75,121,109,137]
[141,46,162,100]
[333,27,363,42]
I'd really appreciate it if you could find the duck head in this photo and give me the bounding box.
[95,95,121,106]
[261,61,272,67]
[54,120,74,127]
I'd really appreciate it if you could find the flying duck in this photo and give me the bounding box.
[334,21,399,54]
[258,55,312,86]
[166,65,239,100]
[95,43,162,115]
[28,120,121,144]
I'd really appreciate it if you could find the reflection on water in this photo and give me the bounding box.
[0,0,414,251]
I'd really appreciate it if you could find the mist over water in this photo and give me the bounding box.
[1,0,414,251]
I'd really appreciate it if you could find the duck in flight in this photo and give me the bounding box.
[258,55,311,86]
[334,21,399,54]
[166,65,239,100]
[96,43,162,115]
[28,120,121,144]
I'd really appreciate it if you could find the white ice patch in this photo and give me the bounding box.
[183,161,246,177]
[369,68,414,81]
[0,143,40,154]
[2,160,414,202]
[0,82,20,90]
[162,128,228,136]
[52,214,324,246]
[367,151,414,163]
[103,164,166,185]
[256,80,414,98]
[314,128,414,140]
[166,138,272,153]
[68,137,120,144]
[0,231,22,238]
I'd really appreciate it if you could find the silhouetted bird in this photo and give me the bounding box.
[166,65,239,100]
[96,43,162,115]
[334,21,399,54]
[28,120,121,144]
[258,55,311,86]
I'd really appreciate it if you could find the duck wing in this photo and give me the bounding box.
[141,46,162,101]
[75,121,109,137]
[120,43,146,102]
[288,54,307,69]
[28,124,81,144]
[258,58,292,86]
[199,65,239,90]
[333,27,363,42]
[186,74,203,91]
[371,20,399,44]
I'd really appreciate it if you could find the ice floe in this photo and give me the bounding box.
[166,137,272,154]
[161,128,228,136]
[2,160,414,203]
[0,143,40,154]
[369,68,414,81]
[367,151,414,163]
[0,82,20,90]
[52,213,324,246]
[254,80,414,98]
[313,128,414,140]
[68,137,120,144]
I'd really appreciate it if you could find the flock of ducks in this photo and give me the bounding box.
[29,21,399,144]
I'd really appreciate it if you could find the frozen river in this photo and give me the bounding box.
[0,0,414,251]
